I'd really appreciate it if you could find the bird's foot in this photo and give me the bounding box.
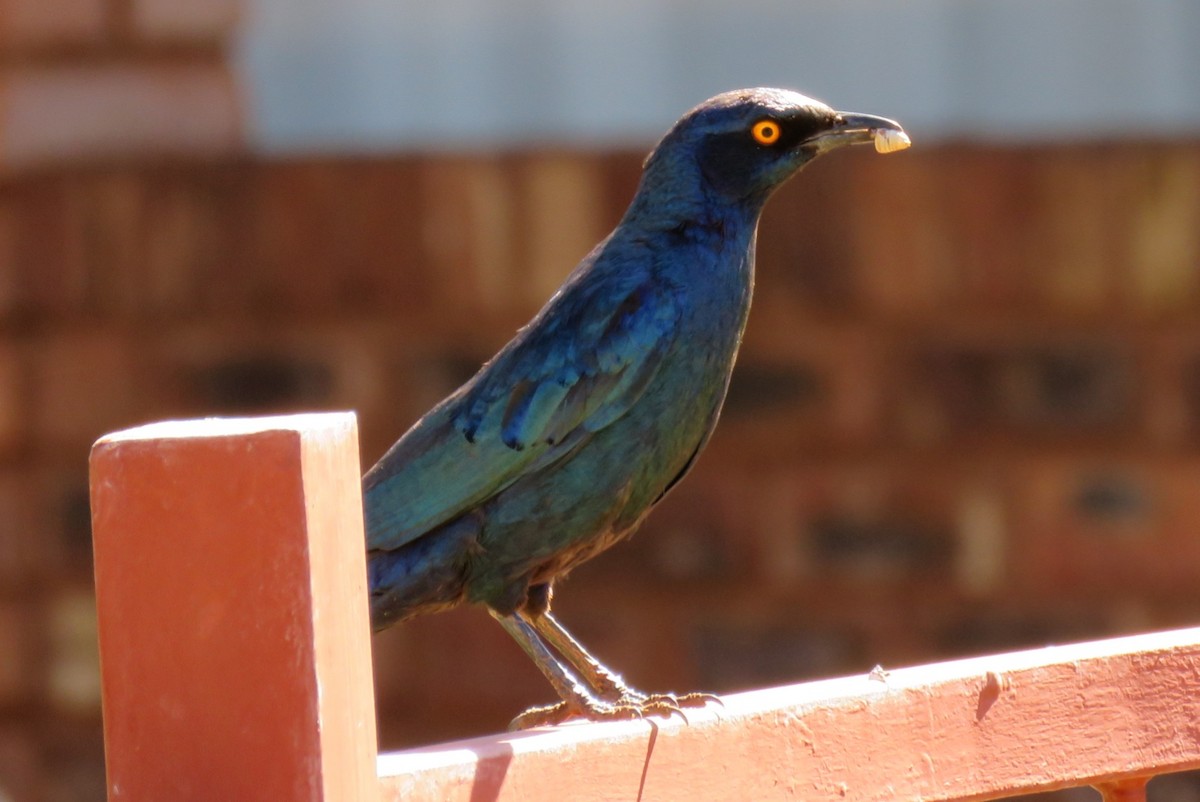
[624,689,722,709]
[618,690,723,724]
[509,698,641,730]
[509,689,721,730]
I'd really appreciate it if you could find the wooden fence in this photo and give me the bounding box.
[88,413,1200,801]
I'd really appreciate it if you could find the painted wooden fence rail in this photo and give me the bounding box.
[88,413,1200,802]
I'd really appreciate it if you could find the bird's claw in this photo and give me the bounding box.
[640,690,722,709]
[628,691,722,724]
[509,689,722,730]
[633,695,687,723]
[509,699,642,730]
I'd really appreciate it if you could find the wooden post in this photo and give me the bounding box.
[378,626,1200,802]
[89,413,378,801]
[1096,778,1150,802]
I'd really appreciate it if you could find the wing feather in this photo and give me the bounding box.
[364,263,681,551]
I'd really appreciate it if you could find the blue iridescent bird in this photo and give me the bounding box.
[365,88,909,727]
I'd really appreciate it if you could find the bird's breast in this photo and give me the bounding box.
[613,239,755,513]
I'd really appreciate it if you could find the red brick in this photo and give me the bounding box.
[553,592,696,692]
[6,177,89,317]
[142,164,255,313]
[0,601,36,706]
[757,151,858,312]
[743,462,968,587]
[0,343,24,454]
[30,330,143,449]
[190,354,331,412]
[0,0,107,50]
[518,153,606,307]
[573,467,755,586]
[1028,151,1119,314]
[327,161,429,311]
[0,727,40,802]
[0,473,37,583]
[935,148,1040,311]
[105,169,181,314]
[690,617,863,689]
[1139,329,1196,446]
[1010,458,1200,597]
[249,162,340,310]
[418,156,523,315]
[898,333,1137,441]
[596,152,643,223]
[374,608,532,748]
[848,149,956,318]
[147,323,404,451]
[46,589,100,714]
[1122,150,1200,315]
[0,63,242,171]
[78,170,147,314]
[40,738,106,802]
[0,465,70,585]
[130,0,238,44]
[1,142,1200,776]
[54,167,250,317]
[936,602,1112,657]
[753,470,813,587]
[733,318,886,449]
[252,160,430,314]
[0,203,15,315]
[952,486,1008,598]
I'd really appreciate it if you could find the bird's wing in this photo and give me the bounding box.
[364,268,682,551]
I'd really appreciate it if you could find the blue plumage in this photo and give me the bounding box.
[364,88,908,726]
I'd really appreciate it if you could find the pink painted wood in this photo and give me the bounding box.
[87,412,1200,802]
[379,626,1200,801]
[90,414,378,802]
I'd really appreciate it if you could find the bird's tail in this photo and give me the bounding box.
[366,515,478,631]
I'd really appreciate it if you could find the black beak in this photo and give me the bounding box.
[806,111,910,154]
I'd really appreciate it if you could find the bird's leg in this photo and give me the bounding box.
[518,583,638,701]
[489,610,642,729]
[523,610,721,716]
[523,611,640,700]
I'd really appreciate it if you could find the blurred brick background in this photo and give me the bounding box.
[3,2,1200,801]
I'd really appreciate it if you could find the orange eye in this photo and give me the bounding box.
[751,119,781,146]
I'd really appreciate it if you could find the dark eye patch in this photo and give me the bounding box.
[697,111,834,196]
[775,113,833,147]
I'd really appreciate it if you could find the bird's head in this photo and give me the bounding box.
[639,87,908,214]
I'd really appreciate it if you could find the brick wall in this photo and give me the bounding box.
[0,0,240,173]
[0,0,242,798]
[2,136,1200,799]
